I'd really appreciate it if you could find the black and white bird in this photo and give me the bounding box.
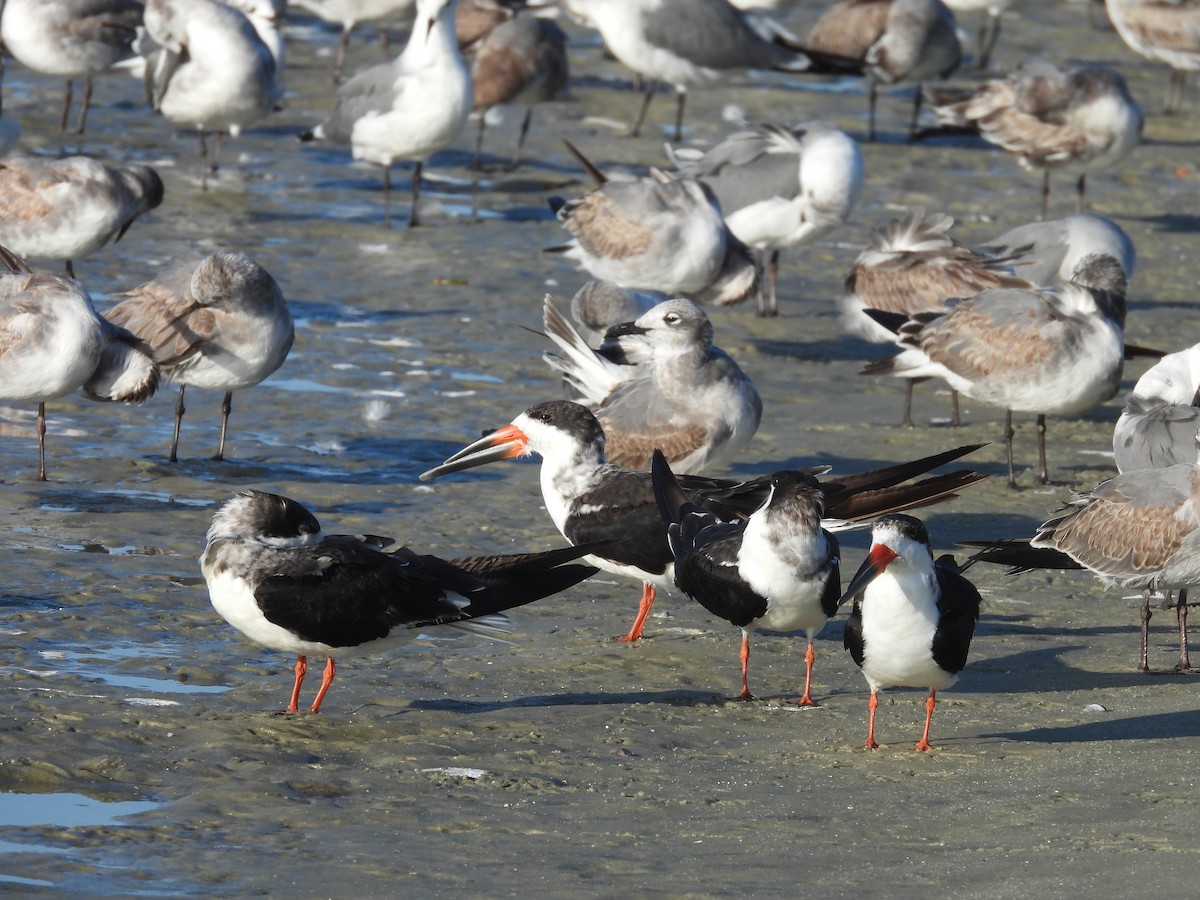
[421,399,986,643]
[541,295,762,474]
[652,450,840,704]
[838,514,981,751]
[200,490,600,713]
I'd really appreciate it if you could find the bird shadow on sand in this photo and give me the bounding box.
[1126,212,1200,234]
[984,709,1200,743]
[410,688,727,714]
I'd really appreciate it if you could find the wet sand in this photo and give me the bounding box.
[1,3,1200,896]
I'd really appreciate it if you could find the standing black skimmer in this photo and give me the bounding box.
[923,61,1143,217]
[541,295,762,474]
[420,399,988,642]
[201,490,600,713]
[838,514,982,751]
[106,251,294,463]
[670,121,864,316]
[861,254,1129,488]
[652,450,840,704]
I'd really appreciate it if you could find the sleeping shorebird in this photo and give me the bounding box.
[670,121,864,316]
[923,60,1143,217]
[300,0,472,226]
[861,254,1129,488]
[0,247,158,480]
[840,209,1034,425]
[0,157,163,278]
[291,0,417,83]
[804,0,962,141]
[1,0,142,133]
[201,490,600,713]
[546,145,759,307]
[420,399,987,643]
[105,251,294,463]
[977,213,1137,287]
[839,514,981,751]
[143,0,283,176]
[541,295,762,473]
[1106,0,1200,114]
[652,450,841,705]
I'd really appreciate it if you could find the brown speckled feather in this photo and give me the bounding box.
[559,192,656,261]
[806,0,890,59]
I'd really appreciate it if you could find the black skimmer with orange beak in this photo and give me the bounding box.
[652,450,840,704]
[839,514,982,751]
[201,490,599,713]
[421,399,987,643]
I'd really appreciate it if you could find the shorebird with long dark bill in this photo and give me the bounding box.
[652,450,840,704]
[839,514,981,751]
[1106,0,1200,114]
[106,251,294,463]
[670,121,863,316]
[923,61,1143,217]
[546,144,759,307]
[201,490,601,713]
[541,295,762,474]
[861,254,1129,488]
[420,399,988,643]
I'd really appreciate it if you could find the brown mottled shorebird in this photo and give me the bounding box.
[1106,0,1200,113]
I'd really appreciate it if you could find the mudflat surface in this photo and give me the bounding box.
[1,2,1199,896]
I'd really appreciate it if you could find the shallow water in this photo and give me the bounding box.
[1,2,1199,896]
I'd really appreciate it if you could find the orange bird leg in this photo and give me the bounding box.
[864,690,880,750]
[796,641,818,707]
[736,632,754,701]
[309,657,337,714]
[288,655,308,713]
[915,689,937,752]
[613,583,656,643]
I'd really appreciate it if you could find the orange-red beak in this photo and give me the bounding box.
[837,543,899,608]
[419,424,531,481]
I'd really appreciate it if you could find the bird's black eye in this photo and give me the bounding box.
[664,313,680,325]
[536,410,552,421]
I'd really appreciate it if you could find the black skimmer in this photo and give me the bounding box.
[201,490,601,713]
[0,246,159,481]
[1106,0,1199,114]
[861,253,1129,488]
[106,251,294,463]
[839,514,982,751]
[669,121,864,316]
[541,295,762,474]
[300,0,470,225]
[804,0,961,141]
[546,145,759,307]
[923,61,1143,217]
[0,157,164,278]
[652,450,840,704]
[420,399,988,642]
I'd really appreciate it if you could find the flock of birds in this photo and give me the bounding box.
[0,0,1198,752]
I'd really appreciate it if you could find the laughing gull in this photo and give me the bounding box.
[105,251,294,462]
[300,0,472,226]
[671,120,864,316]
[924,61,1143,217]
[201,490,599,713]
[567,280,665,345]
[804,0,961,141]
[861,254,1129,487]
[977,213,1137,288]
[943,0,1010,69]
[652,450,841,704]
[291,0,417,83]
[420,399,988,642]
[0,0,142,133]
[541,295,762,473]
[839,514,981,750]
[0,246,158,481]
[0,156,164,278]
[143,0,283,174]
[1106,0,1200,114]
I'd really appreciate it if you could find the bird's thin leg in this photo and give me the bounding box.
[1165,69,1184,115]
[764,249,780,317]
[1040,170,1050,220]
[378,26,391,57]
[865,690,880,749]
[1177,588,1191,671]
[309,657,336,713]
[508,107,534,171]
[1075,174,1086,215]
[1139,589,1152,672]
[382,165,392,227]
[212,131,222,173]
[333,27,350,84]
[1005,408,1017,489]
[1036,413,1049,483]
[288,655,308,713]
[901,379,916,428]
[976,13,1001,70]
[736,632,755,700]
[907,85,923,140]
[408,161,423,228]
[65,260,75,279]
[914,689,937,751]
[36,401,48,482]
[213,390,233,461]
[951,389,961,427]
[629,80,657,138]
[754,249,767,315]
[868,79,878,143]
[613,583,655,643]
[170,384,187,463]
[673,90,686,144]
[59,80,73,132]
[472,115,486,171]
[75,77,93,134]
[796,640,817,707]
